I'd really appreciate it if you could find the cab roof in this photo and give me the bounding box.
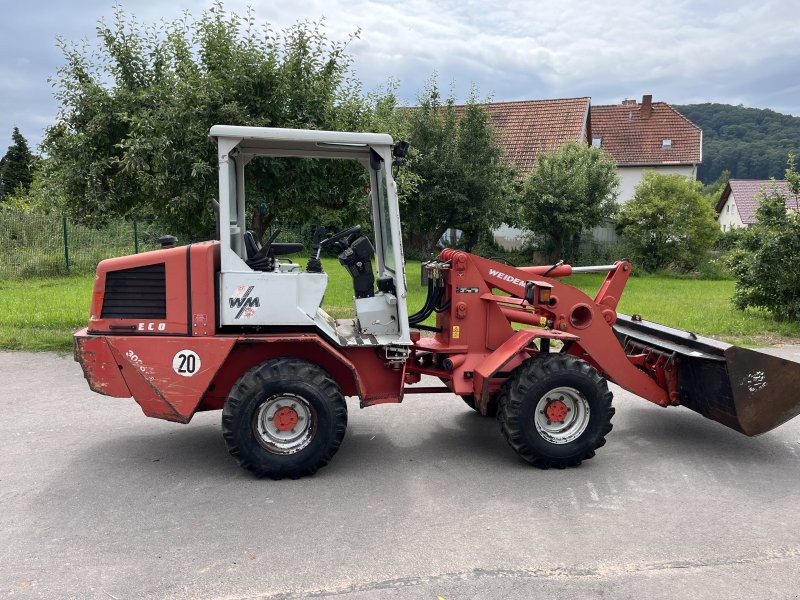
[210,125,394,158]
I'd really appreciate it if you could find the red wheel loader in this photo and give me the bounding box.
[74,126,800,478]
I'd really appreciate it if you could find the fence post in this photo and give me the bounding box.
[133,219,139,254]
[62,216,70,273]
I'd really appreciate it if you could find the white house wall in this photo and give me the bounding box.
[493,164,698,250]
[617,165,696,203]
[717,193,746,231]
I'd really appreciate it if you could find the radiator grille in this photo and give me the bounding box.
[101,263,167,319]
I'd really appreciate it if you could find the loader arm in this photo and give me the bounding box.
[415,250,800,437]
[466,255,671,406]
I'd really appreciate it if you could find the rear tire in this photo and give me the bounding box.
[497,354,614,469]
[222,358,347,479]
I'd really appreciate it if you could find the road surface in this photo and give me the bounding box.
[2,347,800,599]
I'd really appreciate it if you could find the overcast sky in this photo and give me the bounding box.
[2,0,799,150]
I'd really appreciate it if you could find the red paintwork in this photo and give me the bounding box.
[75,242,678,425]
[75,328,405,422]
[273,407,299,431]
[412,251,670,413]
[73,332,132,398]
[106,334,236,422]
[546,399,569,423]
[518,265,573,278]
[88,241,219,337]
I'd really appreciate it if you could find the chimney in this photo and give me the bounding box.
[641,94,653,119]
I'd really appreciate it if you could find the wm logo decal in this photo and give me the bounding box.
[229,286,260,319]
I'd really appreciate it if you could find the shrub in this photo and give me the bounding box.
[728,177,800,321]
[617,171,719,272]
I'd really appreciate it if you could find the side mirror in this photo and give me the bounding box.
[392,141,410,168]
[393,141,409,158]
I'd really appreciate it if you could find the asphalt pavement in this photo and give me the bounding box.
[2,347,800,599]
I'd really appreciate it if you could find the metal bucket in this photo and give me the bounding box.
[614,314,800,436]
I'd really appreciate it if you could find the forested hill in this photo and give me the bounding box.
[674,103,800,184]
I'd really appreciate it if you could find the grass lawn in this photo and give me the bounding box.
[1,261,798,352]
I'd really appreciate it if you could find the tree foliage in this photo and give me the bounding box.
[728,156,800,321]
[617,171,719,272]
[393,80,517,254]
[0,127,35,200]
[518,141,619,261]
[700,168,729,206]
[41,4,389,240]
[676,103,800,185]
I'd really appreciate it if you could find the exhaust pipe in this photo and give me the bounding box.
[614,313,800,436]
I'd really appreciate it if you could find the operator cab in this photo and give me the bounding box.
[209,125,411,352]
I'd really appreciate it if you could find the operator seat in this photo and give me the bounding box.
[243,230,303,272]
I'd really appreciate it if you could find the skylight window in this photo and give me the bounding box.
[662,139,673,148]
[592,137,602,148]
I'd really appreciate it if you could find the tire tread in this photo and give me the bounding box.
[222,358,347,479]
[497,353,614,469]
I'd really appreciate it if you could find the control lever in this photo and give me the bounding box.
[306,226,326,273]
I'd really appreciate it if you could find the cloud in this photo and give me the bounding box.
[1,0,798,150]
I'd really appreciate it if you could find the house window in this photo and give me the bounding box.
[592,137,602,148]
[662,139,672,148]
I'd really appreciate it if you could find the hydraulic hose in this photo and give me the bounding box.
[409,278,445,325]
[408,278,435,324]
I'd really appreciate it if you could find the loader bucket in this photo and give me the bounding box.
[613,314,800,436]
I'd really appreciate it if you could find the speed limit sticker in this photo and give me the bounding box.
[172,350,201,377]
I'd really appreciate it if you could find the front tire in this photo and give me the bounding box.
[497,354,614,469]
[222,358,347,479]
[461,395,498,417]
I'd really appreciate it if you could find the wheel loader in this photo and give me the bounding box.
[74,126,800,478]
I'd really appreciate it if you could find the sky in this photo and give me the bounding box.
[2,0,800,151]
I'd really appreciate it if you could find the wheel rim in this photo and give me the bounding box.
[534,386,590,444]
[252,393,317,455]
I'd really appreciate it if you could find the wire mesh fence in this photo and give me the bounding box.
[0,211,314,279]
[0,212,169,279]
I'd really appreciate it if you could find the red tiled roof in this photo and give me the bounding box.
[590,101,702,166]
[467,98,590,176]
[716,179,800,224]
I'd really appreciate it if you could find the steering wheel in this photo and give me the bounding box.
[320,224,362,249]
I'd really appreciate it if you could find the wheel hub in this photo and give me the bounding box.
[273,406,299,432]
[534,386,591,445]
[545,398,569,423]
[253,394,316,455]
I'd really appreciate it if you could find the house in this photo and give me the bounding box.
[715,179,800,231]
[590,95,702,203]
[480,97,591,176]
[477,97,591,249]
[478,94,702,249]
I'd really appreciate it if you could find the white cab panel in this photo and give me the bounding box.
[220,271,327,326]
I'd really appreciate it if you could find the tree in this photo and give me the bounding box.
[701,168,729,205]
[728,155,800,321]
[675,103,800,184]
[0,127,35,200]
[395,79,517,254]
[41,4,388,240]
[518,141,619,261]
[617,172,719,272]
